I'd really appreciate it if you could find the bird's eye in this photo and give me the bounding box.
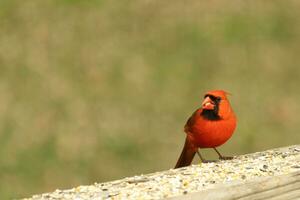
[216,97,221,102]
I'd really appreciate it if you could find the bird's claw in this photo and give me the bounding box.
[219,156,234,160]
[201,159,218,163]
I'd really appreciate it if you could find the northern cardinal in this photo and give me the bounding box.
[175,90,237,168]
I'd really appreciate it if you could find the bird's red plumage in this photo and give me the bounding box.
[175,90,237,168]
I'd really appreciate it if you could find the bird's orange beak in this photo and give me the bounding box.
[202,96,215,110]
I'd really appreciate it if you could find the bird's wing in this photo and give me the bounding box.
[184,108,201,133]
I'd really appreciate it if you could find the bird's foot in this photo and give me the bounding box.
[201,159,218,163]
[219,156,234,160]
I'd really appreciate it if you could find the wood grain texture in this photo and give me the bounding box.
[169,171,300,200]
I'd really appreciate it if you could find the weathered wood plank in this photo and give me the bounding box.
[169,171,300,200]
[26,145,300,200]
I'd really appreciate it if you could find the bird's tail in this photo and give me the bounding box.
[175,137,196,168]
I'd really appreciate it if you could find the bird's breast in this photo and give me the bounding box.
[189,117,236,148]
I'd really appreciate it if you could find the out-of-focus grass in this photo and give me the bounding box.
[0,0,300,198]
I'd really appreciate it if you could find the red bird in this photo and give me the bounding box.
[175,90,237,168]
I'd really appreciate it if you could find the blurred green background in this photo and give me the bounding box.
[1,0,300,198]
